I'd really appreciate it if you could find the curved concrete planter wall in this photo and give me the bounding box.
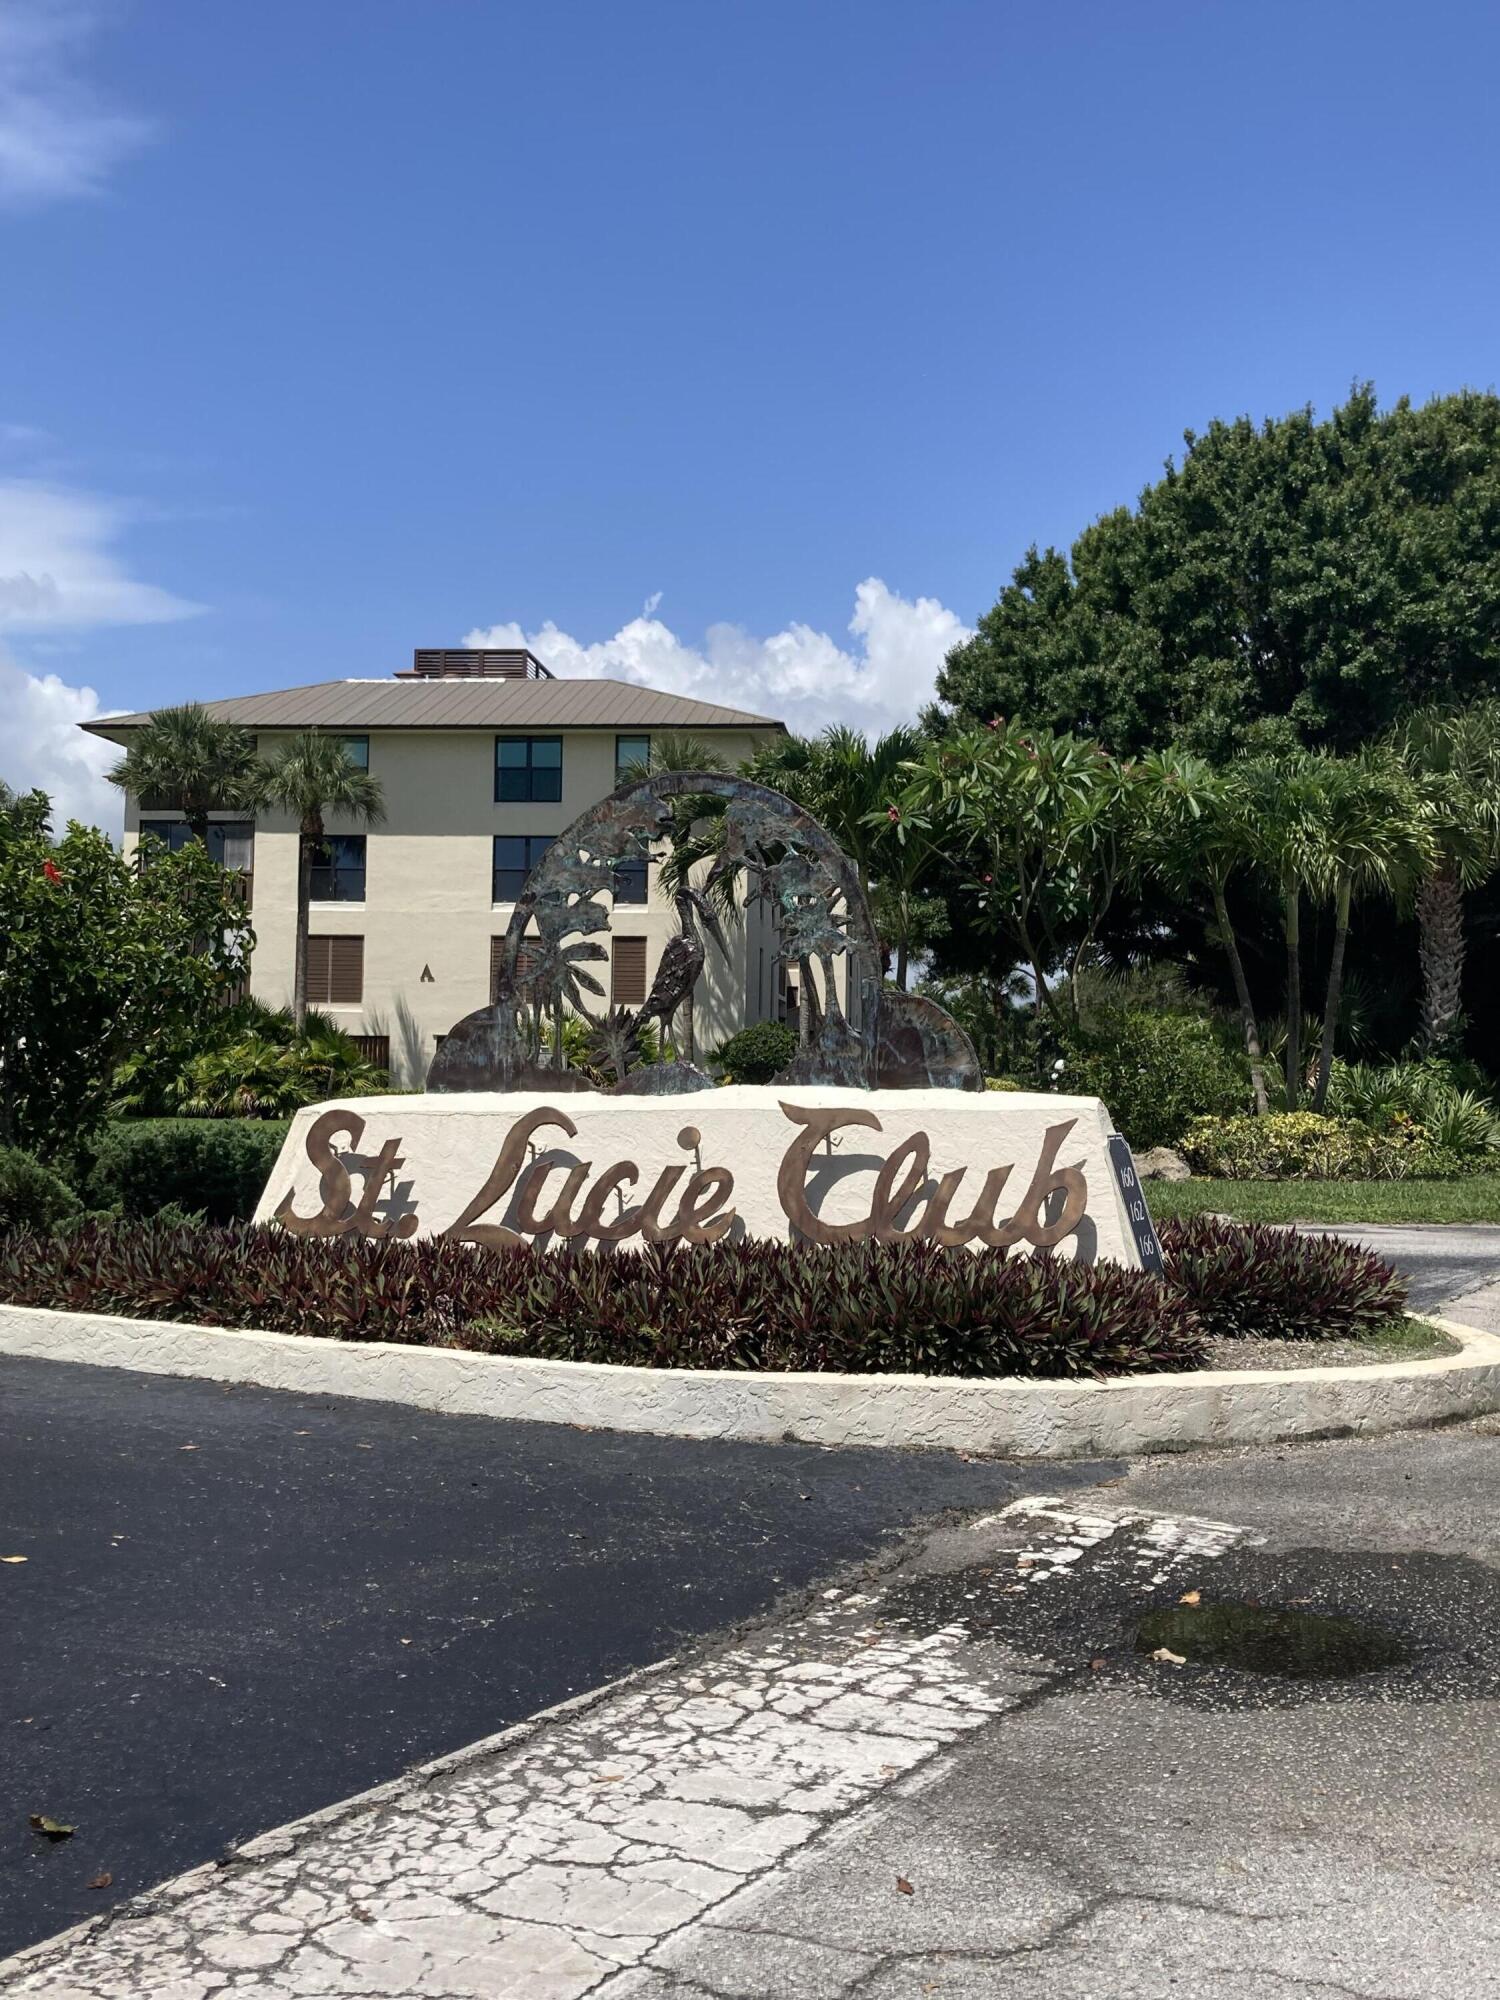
[3,1302,1498,1458]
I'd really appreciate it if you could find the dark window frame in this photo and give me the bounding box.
[342,735,370,770]
[495,735,563,803]
[492,833,554,904]
[611,856,649,905]
[138,819,255,872]
[614,733,651,788]
[309,833,367,903]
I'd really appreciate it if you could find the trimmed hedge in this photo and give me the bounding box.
[711,1021,797,1084]
[1161,1215,1407,1341]
[0,1146,81,1233]
[0,1223,1207,1380]
[84,1119,290,1224]
[1182,1110,1464,1182]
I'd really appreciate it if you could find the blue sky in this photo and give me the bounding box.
[4,0,1500,824]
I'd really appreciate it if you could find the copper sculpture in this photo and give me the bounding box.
[426,770,981,1094]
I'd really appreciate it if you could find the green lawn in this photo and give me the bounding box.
[1146,1174,1500,1225]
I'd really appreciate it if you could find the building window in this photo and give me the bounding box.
[307,935,363,1005]
[493,834,554,903]
[611,856,648,905]
[310,834,366,902]
[495,735,562,803]
[139,820,255,872]
[614,734,651,788]
[342,735,369,770]
[612,935,648,1006]
[349,1033,389,1073]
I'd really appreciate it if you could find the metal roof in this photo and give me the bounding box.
[84,678,786,736]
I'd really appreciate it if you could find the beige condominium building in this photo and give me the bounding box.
[89,649,789,1084]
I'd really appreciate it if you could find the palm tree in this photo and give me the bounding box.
[1310,753,1432,1110]
[1238,752,1329,1111]
[107,704,261,843]
[1143,750,1271,1115]
[1391,702,1500,1049]
[257,733,385,1025]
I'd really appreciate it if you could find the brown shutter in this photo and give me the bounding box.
[492,936,539,1000]
[612,935,647,1006]
[306,936,332,1004]
[308,935,363,1005]
[328,936,364,1004]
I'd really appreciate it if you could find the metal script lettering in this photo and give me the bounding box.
[775,1103,1088,1249]
[274,1108,419,1240]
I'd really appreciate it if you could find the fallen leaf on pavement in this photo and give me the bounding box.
[1089,1656,1108,1671]
[1150,1647,1187,1666]
[87,1872,112,1890]
[1,1555,27,1564]
[1178,1590,1201,1606]
[896,1876,915,1895]
[178,1445,198,1452]
[30,1816,74,1840]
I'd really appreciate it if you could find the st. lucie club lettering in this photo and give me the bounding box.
[275,1102,1089,1250]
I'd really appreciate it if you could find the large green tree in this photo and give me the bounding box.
[0,795,253,1153]
[935,387,1500,760]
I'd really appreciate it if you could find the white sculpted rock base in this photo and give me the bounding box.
[253,1087,1148,1268]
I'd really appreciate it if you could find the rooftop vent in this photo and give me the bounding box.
[399,648,555,680]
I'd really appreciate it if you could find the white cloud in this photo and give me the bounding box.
[465,578,971,738]
[0,473,201,831]
[0,646,119,832]
[0,481,203,631]
[0,2,151,207]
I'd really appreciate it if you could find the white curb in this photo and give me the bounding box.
[3,1301,1499,1457]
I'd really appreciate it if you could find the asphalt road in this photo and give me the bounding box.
[0,1355,1104,1962]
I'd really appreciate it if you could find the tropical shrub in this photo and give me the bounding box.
[1057,1011,1249,1150]
[1181,1110,1465,1181]
[0,797,253,1153]
[1161,1216,1408,1341]
[0,1224,1208,1380]
[114,1000,387,1119]
[84,1119,290,1224]
[1324,1059,1499,1159]
[0,1145,81,1232]
[711,1020,797,1084]
[541,1013,664,1083]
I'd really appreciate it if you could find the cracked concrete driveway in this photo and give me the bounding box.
[9,1466,1500,1998]
[0,1355,1103,1966]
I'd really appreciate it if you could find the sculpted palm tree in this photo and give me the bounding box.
[751,724,930,980]
[257,734,385,1026]
[1391,703,1500,1049]
[107,704,261,844]
[1310,753,1433,1110]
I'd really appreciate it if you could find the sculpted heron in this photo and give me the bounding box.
[639,886,729,1064]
